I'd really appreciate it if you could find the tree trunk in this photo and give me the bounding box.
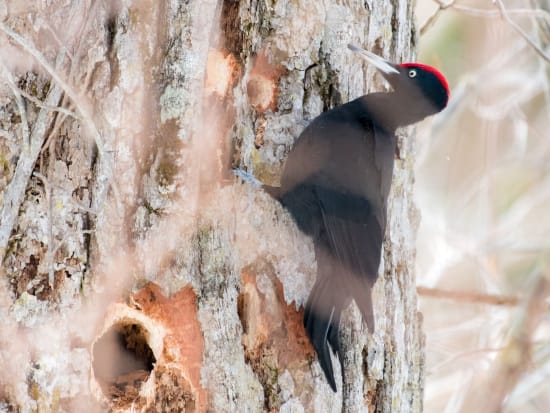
[0,1,423,412]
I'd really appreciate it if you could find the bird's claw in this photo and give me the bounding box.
[232,169,263,187]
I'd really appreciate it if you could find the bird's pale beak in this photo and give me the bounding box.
[347,44,399,75]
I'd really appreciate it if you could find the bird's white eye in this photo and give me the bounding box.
[408,69,417,78]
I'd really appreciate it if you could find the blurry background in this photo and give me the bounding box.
[414,1,549,412]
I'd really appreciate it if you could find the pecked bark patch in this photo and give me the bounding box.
[131,283,207,412]
[238,263,315,410]
[91,283,206,412]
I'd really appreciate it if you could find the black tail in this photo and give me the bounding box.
[349,274,375,333]
[303,262,375,392]
[303,275,345,392]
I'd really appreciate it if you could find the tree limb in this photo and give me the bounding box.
[417,286,550,311]
[0,21,105,154]
[494,0,550,64]
[0,55,65,262]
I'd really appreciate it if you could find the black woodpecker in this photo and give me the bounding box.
[241,44,450,391]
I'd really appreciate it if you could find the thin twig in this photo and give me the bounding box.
[417,286,550,311]
[0,55,65,262]
[17,87,79,119]
[420,0,456,36]
[429,346,505,374]
[0,19,123,218]
[32,16,75,63]
[494,0,550,64]
[40,95,71,171]
[0,21,105,154]
[478,275,549,412]
[453,5,550,19]
[417,0,539,34]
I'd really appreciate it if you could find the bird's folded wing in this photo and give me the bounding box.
[280,182,373,234]
[318,190,383,284]
[315,187,382,330]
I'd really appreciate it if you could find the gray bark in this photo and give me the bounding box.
[0,0,423,412]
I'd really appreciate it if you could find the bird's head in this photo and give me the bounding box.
[348,44,449,121]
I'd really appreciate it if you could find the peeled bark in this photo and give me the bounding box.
[0,1,423,412]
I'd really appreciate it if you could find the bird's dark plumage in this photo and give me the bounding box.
[256,45,449,391]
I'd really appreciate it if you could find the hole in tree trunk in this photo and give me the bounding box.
[92,321,156,408]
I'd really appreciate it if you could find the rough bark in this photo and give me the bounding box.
[0,1,423,412]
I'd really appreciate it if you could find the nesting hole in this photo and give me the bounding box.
[92,321,156,407]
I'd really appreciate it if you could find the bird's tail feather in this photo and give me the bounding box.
[304,275,345,392]
[350,277,375,332]
[304,269,375,392]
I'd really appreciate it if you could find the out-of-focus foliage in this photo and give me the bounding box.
[415,1,550,412]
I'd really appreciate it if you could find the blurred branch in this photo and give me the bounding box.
[430,346,506,373]
[494,0,550,64]
[18,87,79,119]
[32,16,75,63]
[0,55,64,262]
[421,0,550,65]
[0,21,105,154]
[40,96,76,172]
[420,1,550,35]
[429,40,533,135]
[531,0,550,45]
[0,18,123,221]
[451,5,550,19]
[532,0,550,117]
[417,286,550,311]
[478,274,549,412]
[420,0,456,36]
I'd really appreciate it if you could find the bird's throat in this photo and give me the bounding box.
[360,92,431,131]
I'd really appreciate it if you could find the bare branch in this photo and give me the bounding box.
[453,5,550,19]
[0,20,123,224]
[0,21,105,154]
[430,346,506,373]
[494,0,550,64]
[31,16,75,63]
[0,54,64,262]
[477,275,549,412]
[420,0,550,41]
[18,87,80,119]
[420,0,456,36]
[40,97,74,170]
[417,286,550,311]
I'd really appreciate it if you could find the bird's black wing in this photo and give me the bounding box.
[316,190,383,328]
[279,182,372,237]
[297,184,383,391]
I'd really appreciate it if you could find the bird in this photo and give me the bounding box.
[236,44,449,391]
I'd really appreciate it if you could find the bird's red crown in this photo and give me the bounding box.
[399,63,450,99]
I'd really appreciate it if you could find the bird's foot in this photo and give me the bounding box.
[232,168,263,187]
